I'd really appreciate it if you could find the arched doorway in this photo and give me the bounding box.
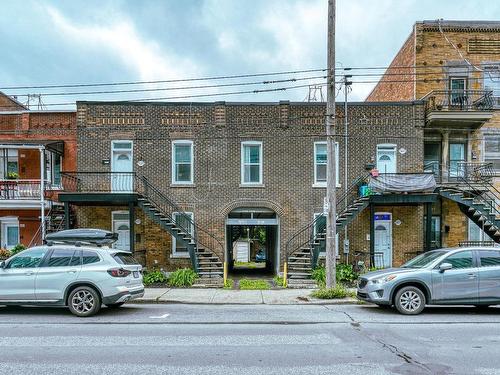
[226,207,279,276]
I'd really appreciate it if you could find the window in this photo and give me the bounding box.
[483,64,500,106]
[442,251,473,269]
[6,248,48,269]
[46,249,77,267]
[45,151,62,186]
[468,219,487,242]
[113,253,140,265]
[313,142,340,187]
[449,142,466,177]
[241,141,262,185]
[424,215,441,249]
[449,77,467,107]
[172,212,194,257]
[484,134,500,171]
[0,149,18,179]
[479,250,500,267]
[82,251,100,265]
[172,140,193,184]
[1,218,19,250]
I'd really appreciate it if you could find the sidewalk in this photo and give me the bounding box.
[134,288,359,305]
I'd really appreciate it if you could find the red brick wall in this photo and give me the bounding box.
[366,30,416,102]
[0,95,25,112]
[0,209,42,247]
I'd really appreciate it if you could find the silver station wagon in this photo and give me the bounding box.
[357,247,500,314]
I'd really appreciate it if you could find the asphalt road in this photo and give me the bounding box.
[0,303,499,375]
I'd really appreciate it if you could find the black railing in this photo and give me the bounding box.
[60,172,224,271]
[285,174,370,268]
[426,161,495,184]
[423,89,494,112]
[459,241,498,247]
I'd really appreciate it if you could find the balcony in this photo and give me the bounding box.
[424,161,494,185]
[0,179,61,208]
[423,90,494,128]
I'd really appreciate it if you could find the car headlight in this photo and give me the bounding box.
[371,274,398,284]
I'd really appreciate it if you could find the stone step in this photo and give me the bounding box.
[288,272,312,278]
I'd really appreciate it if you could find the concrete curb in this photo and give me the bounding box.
[129,298,362,305]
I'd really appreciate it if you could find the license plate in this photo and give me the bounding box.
[133,271,139,278]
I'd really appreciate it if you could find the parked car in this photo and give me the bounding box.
[357,247,500,314]
[255,249,266,262]
[0,243,144,317]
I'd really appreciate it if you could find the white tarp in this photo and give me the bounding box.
[368,173,436,193]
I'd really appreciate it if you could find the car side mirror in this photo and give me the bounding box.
[0,261,5,269]
[439,262,452,273]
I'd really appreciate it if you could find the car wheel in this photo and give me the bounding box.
[68,286,101,317]
[394,286,425,315]
[105,302,125,309]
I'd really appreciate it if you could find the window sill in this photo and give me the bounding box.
[239,183,265,188]
[170,254,190,259]
[312,183,341,188]
[170,183,195,188]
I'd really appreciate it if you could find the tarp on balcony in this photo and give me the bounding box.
[368,173,436,193]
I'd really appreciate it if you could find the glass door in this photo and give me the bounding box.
[450,77,467,108]
[449,143,465,178]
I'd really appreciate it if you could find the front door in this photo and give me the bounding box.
[449,143,465,178]
[374,213,392,268]
[112,211,131,252]
[111,141,133,192]
[431,250,478,303]
[376,145,397,173]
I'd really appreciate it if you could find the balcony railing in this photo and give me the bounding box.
[61,172,137,193]
[0,180,45,200]
[424,161,495,184]
[423,89,494,112]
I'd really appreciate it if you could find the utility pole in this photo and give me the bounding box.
[325,0,337,289]
[343,72,352,263]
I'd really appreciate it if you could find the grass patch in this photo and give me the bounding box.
[273,275,285,288]
[234,261,264,269]
[223,278,234,289]
[239,279,270,290]
[311,284,355,300]
[167,268,198,287]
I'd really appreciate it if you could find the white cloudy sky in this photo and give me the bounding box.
[0,0,499,108]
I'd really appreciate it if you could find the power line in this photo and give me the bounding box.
[0,62,490,91]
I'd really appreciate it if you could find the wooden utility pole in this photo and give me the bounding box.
[325,0,337,289]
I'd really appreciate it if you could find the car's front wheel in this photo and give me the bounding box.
[394,286,426,315]
[68,286,101,317]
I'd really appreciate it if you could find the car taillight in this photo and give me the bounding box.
[107,268,131,277]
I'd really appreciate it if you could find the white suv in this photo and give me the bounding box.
[0,243,144,317]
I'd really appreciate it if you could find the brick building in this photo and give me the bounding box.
[367,20,500,249]
[0,92,76,249]
[59,99,430,285]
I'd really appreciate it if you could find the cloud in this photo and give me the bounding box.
[45,5,203,98]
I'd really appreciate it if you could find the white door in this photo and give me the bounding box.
[377,145,397,173]
[374,213,392,268]
[111,141,133,192]
[113,221,130,251]
[234,241,250,263]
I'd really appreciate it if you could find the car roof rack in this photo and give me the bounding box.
[45,229,118,247]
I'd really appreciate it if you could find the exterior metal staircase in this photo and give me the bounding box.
[437,163,500,244]
[28,205,73,247]
[285,175,370,288]
[136,177,224,287]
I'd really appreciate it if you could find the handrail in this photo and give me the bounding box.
[422,89,494,112]
[60,172,224,270]
[285,173,370,265]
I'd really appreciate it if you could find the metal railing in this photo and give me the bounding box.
[423,89,494,112]
[285,174,370,267]
[0,179,48,200]
[459,241,498,247]
[425,161,495,184]
[60,172,224,270]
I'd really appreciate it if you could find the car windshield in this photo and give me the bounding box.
[401,250,448,269]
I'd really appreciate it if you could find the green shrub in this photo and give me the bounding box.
[239,279,270,290]
[143,269,167,286]
[311,285,353,299]
[311,266,326,287]
[336,264,358,283]
[311,264,359,287]
[10,244,26,256]
[167,268,198,287]
[223,278,234,289]
[273,275,285,287]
